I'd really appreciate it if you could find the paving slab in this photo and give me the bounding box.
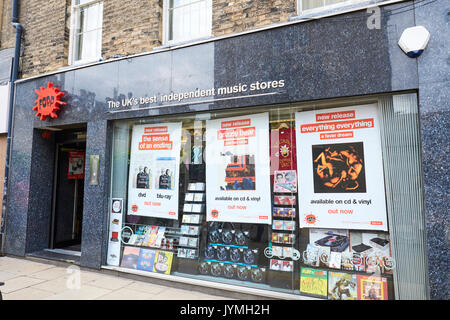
[3,287,57,300]
[96,287,157,300]
[0,256,233,300]
[43,284,112,300]
[1,276,46,294]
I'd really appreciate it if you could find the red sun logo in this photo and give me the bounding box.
[33,82,66,120]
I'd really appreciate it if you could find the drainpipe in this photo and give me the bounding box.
[0,0,22,255]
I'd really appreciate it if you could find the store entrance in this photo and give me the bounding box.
[50,130,86,252]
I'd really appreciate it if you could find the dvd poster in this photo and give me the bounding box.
[295,104,388,231]
[205,113,272,224]
[136,248,157,272]
[328,271,357,300]
[357,274,388,300]
[127,123,182,219]
[120,246,141,269]
[153,250,174,275]
[299,268,328,298]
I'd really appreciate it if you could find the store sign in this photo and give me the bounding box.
[127,122,182,219]
[107,80,286,112]
[295,104,388,231]
[205,112,272,224]
[32,82,66,120]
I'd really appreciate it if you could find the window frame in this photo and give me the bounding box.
[68,0,104,66]
[297,0,367,15]
[162,0,212,45]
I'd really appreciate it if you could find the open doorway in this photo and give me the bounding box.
[49,130,86,253]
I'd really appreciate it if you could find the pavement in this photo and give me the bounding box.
[0,256,233,300]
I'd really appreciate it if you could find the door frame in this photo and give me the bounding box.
[49,138,86,250]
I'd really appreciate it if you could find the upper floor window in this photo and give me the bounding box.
[299,0,364,14]
[164,0,212,44]
[70,0,103,64]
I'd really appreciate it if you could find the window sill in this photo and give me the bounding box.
[154,36,214,51]
[290,0,404,22]
[58,58,104,72]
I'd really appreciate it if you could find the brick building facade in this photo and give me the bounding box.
[0,0,299,79]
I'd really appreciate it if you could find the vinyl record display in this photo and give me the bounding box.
[229,247,241,263]
[210,263,222,277]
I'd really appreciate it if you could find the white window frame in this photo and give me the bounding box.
[162,0,212,45]
[68,0,103,65]
[297,0,367,15]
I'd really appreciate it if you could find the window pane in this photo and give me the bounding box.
[86,3,100,31]
[107,93,426,299]
[168,0,210,42]
[79,30,98,60]
[76,0,93,5]
[302,0,352,11]
[73,1,103,62]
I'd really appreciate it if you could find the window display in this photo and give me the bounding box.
[107,96,422,300]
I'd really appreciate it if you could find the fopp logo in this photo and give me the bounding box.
[211,209,219,218]
[33,82,66,120]
[304,214,318,225]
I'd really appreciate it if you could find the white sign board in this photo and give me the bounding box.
[295,104,388,231]
[205,112,272,224]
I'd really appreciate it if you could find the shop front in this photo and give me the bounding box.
[3,6,438,300]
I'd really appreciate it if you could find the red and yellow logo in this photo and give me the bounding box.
[33,82,66,120]
[304,214,318,225]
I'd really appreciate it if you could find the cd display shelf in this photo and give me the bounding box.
[120,223,182,253]
[175,181,206,275]
[267,192,300,290]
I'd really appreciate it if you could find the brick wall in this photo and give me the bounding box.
[9,0,297,78]
[212,0,296,36]
[0,0,15,49]
[19,0,69,78]
[102,0,162,60]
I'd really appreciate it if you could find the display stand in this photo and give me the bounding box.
[175,181,206,275]
[267,193,299,290]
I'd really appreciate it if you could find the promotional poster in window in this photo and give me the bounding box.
[205,113,271,224]
[127,122,182,219]
[295,104,388,231]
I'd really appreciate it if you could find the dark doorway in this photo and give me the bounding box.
[50,130,86,251]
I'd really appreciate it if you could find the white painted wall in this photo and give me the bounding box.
[0,83,10,134]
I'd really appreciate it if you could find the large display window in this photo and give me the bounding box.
[106,93,427,300]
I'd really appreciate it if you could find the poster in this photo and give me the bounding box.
[328,271,357,300]
[153,250,174,275]
[270,125,297,184]
[299,268,328,298]
[357,274,388,300]
[205,113,272,224]
[120,246,140,269]
[295,104,388,230]
[136,248,157,272]
[128,122,182,219]
[68,151,85,179]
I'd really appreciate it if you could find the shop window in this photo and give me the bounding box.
[298,0,365,14]
[69,0,103,65]
[164,0,212,44]
[106,93,427,300]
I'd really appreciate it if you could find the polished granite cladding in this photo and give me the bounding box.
[414,2,450,300]
[80,120,112,269]
[22,4,418,126]
[25,129,56,253]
